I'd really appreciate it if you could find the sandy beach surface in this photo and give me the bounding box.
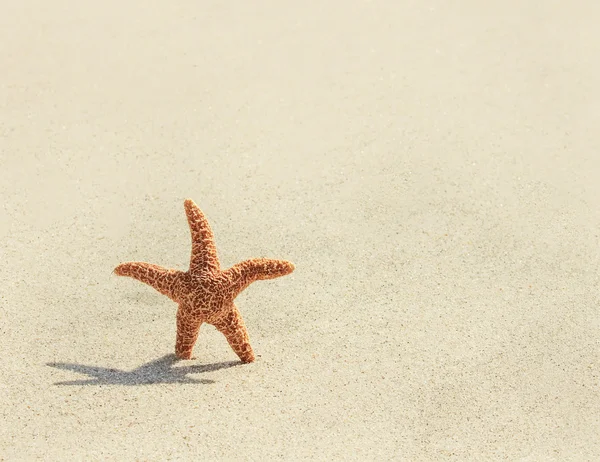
[1,1,599,460]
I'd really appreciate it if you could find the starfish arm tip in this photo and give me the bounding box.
[258,258,295,278]
[113,263,128,276]
[183,198,200,213]
[283,260,295,274]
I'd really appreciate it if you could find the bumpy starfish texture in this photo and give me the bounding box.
[114,199,294,363]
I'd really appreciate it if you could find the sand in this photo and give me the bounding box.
[1,1,599,460]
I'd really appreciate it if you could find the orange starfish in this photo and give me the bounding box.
[114,199,294,363]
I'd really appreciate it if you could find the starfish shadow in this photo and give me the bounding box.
[47,354,241,386]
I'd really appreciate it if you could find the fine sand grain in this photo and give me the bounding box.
[1,1,599,460]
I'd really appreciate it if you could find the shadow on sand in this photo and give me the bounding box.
[47,354,241,386]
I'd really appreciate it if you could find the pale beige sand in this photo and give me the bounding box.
[1,1,600,460]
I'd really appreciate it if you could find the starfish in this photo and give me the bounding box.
[114,199,294,363]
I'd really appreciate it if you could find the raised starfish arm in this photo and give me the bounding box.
[183,199,220,274]
[223,258,295,295]
[114,262,183,302]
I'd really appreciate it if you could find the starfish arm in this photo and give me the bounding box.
[114,262,184,302]
[212,304,255,363]
[175,304,202,359]
[223,258,295,295]
[184,199,220,275]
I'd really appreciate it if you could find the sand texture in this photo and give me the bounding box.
[1,1,599,460]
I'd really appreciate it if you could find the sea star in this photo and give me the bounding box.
[114,199,294,363]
